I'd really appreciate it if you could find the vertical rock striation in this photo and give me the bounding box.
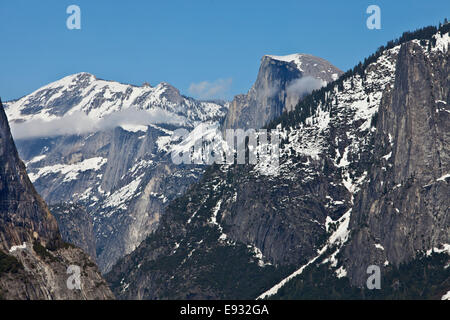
[0,99,114,299]
[343,40,450,285]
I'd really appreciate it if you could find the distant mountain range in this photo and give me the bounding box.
[4,53,337,273]
[105,24,450,300]
[4,73,228,272]
[1,22,449,300]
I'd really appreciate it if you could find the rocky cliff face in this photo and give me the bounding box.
[0,99,61,252]
[50,203,97,261]
[223,54,342,131]
[0,100,114,299]
[106,25,449,299]
[343,38,450,286]
[0,243,113,300]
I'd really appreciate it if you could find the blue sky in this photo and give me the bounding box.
[0,0,448,101]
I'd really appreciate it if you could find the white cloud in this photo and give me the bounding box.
[188,78,232,100]
[286,76,326,99]
[10,109,186,140]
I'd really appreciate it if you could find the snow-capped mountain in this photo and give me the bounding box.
[6,72,225,125]
[222,53,342,131]
[4,74,228,272]
[106,24,450,299]
[265,53,341,83]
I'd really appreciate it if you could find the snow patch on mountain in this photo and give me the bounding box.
[28,157,107,183]
[102,174,144,212]
[9,242,27,253]
[257,209,351,299]
[25,154,46,166]
[265,54,307,71]
[120,124,148,133]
